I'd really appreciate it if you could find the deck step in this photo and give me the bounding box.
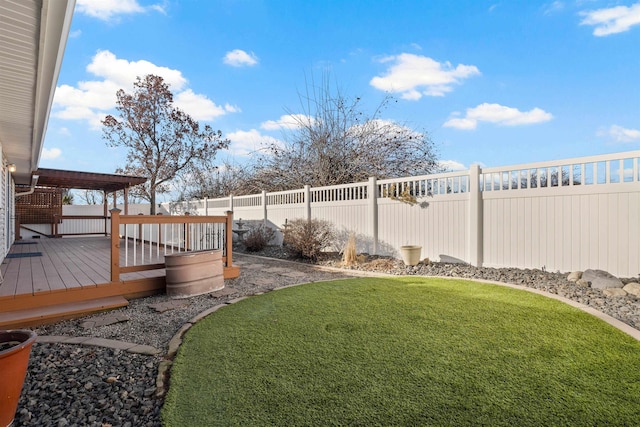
[0,296,129,329]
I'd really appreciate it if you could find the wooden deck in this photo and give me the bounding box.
[1,237,164,297]
[0,237,234,328]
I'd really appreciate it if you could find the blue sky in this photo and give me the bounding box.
[42,0,640,194]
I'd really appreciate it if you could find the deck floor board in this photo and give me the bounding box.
[0,237,169,300]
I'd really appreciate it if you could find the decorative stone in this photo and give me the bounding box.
[80,315,129,329]
[249,278,276,286]
[603,288,627,297]
[439,254,466,264]
[575,279,590,288]
[582,269,623,289]
[567,271,582,282]
[148,300,189,313]
[623,282,640,297]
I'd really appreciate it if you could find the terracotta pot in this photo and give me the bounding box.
[165,249,224,299]
[0,330,37,427]
[399,245,422,266]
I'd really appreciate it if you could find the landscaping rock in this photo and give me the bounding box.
[576,279,590,288]
[439,254,467,264]
[582,269,623,289]
[148,300,189,313]
[603,288,627,297]
[623,283,640,297]
[80,315,130,329]
[567,271,582,282]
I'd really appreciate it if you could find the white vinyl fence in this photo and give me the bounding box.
[62,150,640,278]
[19,203,153,238]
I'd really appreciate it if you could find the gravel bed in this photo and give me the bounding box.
[13,250,640,426]
[16,345,161,427]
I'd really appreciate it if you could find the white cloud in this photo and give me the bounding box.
[224,103,241,113]
[542,1,565,15]
[41,147,62,160]
[370,53,480,99]
[599,125,640,142]
[223,49,259,67]
[87,50,187,90]
[52,50,235,129]
[438,160,466,171]
[226,129,283,157]
[579,2,640,36]
[174,90,227,121]
[443,103,553,130]
[260,114,314,130]
[76,0,166,22]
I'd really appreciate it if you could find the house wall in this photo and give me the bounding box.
[1,149,16,260]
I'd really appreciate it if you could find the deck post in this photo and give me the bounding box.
[103,192,108,236]
[52,214,58,238]
[110,208,121,282]
[225,210,233,267]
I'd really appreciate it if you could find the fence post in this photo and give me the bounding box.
[368,177,379,255]
[262,191,267,225]
[204,197,209,216]
[468,165,483,267]
[304,185,311,221]
[225,210,233,267]
[110,208,121,282]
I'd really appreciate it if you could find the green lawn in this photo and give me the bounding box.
[162,277,640,426]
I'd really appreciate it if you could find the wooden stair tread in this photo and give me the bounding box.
[0,296,129,329]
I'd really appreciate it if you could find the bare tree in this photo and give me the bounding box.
[77,190,104,205]
[248,76,440,191]
[169,159,260,200]
[102,74,229,214]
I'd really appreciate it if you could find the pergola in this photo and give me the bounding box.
[32,168,147,215]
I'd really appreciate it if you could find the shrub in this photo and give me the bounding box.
[243,224,276,252]
[283,219,335,260]
[342,233,358,266]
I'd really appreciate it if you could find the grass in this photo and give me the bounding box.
[162,277,640,426]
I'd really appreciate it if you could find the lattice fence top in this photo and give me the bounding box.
[16,187,62,224]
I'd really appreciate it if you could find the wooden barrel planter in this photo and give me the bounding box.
[0,329,37,427]
[165,250,224,299]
